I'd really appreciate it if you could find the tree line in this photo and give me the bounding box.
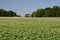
[0,9,21,17]
[31,6,60,17]
[0,6,60,17]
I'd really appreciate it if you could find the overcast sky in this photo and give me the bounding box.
[0,0,60,16]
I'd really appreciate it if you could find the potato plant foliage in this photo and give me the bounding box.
[0,17,60,40]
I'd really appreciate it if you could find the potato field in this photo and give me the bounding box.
[0,17,60,40]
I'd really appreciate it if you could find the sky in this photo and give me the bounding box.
[0,0,60,16]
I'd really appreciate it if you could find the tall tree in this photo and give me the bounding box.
[0,9,17,17]
[31,6,60,17]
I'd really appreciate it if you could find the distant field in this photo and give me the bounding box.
[0,17,60,40]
